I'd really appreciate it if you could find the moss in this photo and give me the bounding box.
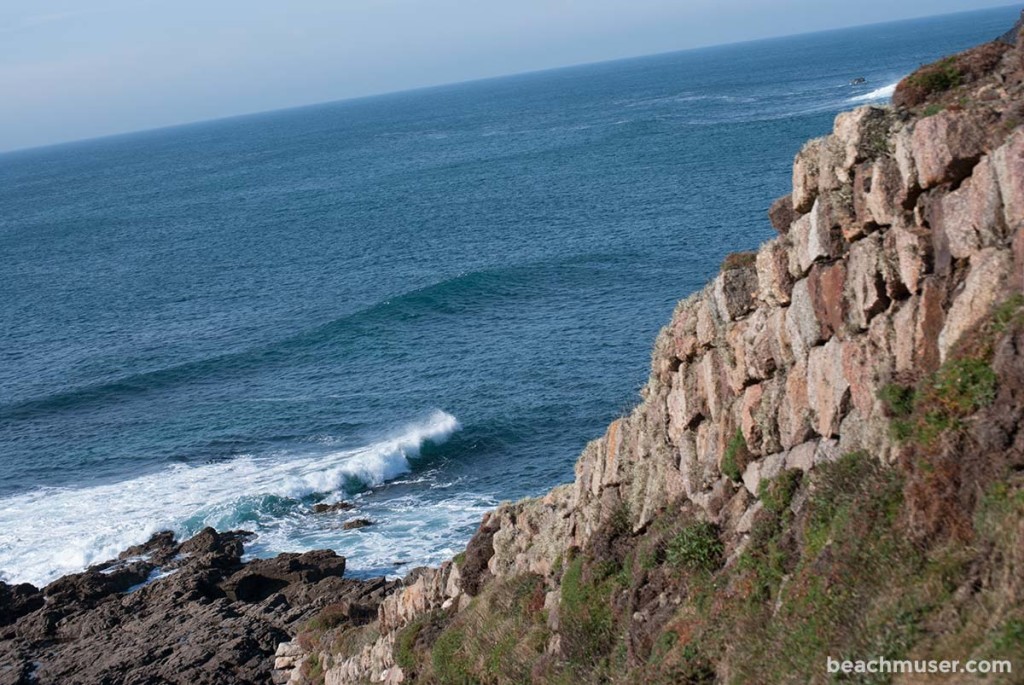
[608,500,631,538]
[993,618,1024,652]
[992,293,1024,332]
[303,652,324,685]
[666,521,724,573]
[721,429,748,482]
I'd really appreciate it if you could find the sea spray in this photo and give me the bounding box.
[0,410,461,586]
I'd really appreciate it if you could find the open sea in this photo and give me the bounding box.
[0,5,1017,586]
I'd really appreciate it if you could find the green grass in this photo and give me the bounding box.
[886,356,997,446]
[666,521,724,573]
[560,557,617,665]
[431,628,474,684]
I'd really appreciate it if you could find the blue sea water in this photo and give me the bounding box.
[0,6,1017,586]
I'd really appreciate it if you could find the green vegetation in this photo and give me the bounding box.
[759,468,802,517]
[886,355,997,447]
[721,429,748,482]
[665,521,723,573]
[909,57,962,96]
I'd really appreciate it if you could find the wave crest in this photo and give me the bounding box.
[849,81,899,103]
[0,410,460,586]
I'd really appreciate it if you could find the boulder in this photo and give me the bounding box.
[910,110,986,189]
[933,156,1006,259]
[939,248,1013,359]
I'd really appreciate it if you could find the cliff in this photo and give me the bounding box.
[289,20,1024,685]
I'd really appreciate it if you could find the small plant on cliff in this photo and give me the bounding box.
[885,356,997,447]
[879,382,916,418]
[666,521,723,573]
[759,469,802,517]
[721,429,748,482]
[720,250,757,272]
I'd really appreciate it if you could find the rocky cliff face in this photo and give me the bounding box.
[309,22,1024,685]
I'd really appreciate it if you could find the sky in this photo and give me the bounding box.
[0,0,1013,152]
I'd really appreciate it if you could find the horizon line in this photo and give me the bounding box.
[0,2,1017,157]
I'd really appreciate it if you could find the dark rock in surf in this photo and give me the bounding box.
[0,528,397,685]
[311,501,354,514]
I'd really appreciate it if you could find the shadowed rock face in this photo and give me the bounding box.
[0,529,396,685]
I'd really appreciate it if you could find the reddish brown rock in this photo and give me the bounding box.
[992,128,1024,232]
[915,277,945,373]
[910,110,986,189]
[714,263,758,322]
[778,359,813,449]
[740,309,778,382]
[893,125,920,204]
[934,156,1007,259]
[887,223,933,295]
[833,107,892,170]
[865,155,903,228]
[789,197,844,276]
[806,261,848,339]
[785,278,825,360]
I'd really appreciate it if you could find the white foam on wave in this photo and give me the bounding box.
[850,81,899,102]
[0,410,460,586]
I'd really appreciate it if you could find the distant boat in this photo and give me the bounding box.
[850,77,867,85]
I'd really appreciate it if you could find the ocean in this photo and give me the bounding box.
[0,5,1017,586]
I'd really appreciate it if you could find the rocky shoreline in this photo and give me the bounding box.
[0,528,395,685]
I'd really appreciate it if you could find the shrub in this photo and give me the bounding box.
[759,469,802,517]
[879,383,915,418]
[908,57,962,95]
[666,521,724,573]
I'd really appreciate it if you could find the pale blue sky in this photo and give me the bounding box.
[0,0,1012,151]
